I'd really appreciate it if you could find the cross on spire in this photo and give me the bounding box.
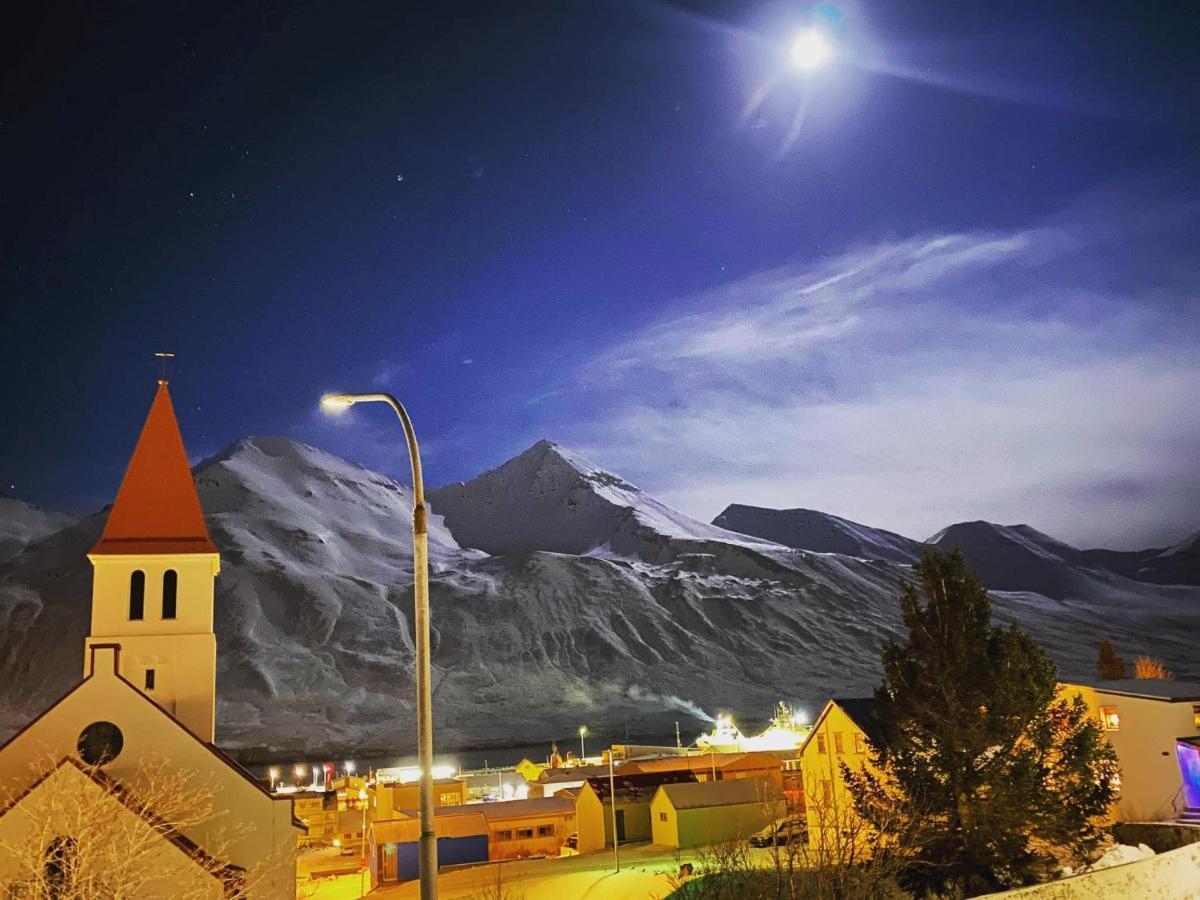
[154,351,175,384]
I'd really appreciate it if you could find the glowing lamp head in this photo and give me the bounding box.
[345,761,356,774]
[320,393,355,413]
[789,28,834,71]
[579,725,588,737]
[293,765,306,778]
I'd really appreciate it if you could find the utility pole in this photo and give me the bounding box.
[608,749,620,873]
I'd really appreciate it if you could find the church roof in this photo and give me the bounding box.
[90,382,217,555]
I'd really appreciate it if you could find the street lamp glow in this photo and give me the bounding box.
[345,760,356,774]
[320,393,355,412]
[789,28,833,71]
[293,764,306,779]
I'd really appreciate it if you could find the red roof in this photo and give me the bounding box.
[90,382,217,555]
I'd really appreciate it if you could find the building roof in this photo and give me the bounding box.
[90,382,218,556]
[624,751,782,775]
[371,812,489,843]
[830,697,887,747]
[537,765,611,783]
[1067,679,1200,702]
[584,770,697,803]
[657,777,778,811]
[401,797,575,822]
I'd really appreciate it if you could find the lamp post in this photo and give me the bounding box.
[321,391,437,900]
[579,725,588,762]
[359,787,370,895]
[268,767,279,791]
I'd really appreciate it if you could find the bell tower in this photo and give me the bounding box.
[84,380,220,743]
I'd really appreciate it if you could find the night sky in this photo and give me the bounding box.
[3,1,1198,549]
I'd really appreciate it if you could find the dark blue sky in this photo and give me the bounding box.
[3,1,1198,548]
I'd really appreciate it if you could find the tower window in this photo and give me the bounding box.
[144,668,156,691]
[162,570,178,619]
[129,571,145,620]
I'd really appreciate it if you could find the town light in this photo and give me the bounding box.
[346,760,356,774]
[789,28,834,71]
[294,765,306,780]
[579,725,588,760]
[268,767,279,790]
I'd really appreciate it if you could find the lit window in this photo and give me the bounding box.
[129,571,145,620]
[853,734,866,755]
[834,733,844,754]
[816,735,827,755]
[144,668,155,691]
[162,570,178,619]
[1100,706,1120,731]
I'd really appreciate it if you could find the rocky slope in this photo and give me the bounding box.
[0,494,75,563]
[1,438,1196,757]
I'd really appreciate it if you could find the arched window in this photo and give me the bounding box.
[129,570,145,620]
[162,569,178,619]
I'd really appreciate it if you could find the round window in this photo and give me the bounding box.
[77,721,124,765]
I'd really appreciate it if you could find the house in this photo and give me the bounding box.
[650,777,785,848]
[1059,679,1200,821]
[575,771,697,852]
[402,797,576,860]
[531,764,612,798]
[797,698,885,849]
[368,812,489,885]
[624,750,785,788]
[372,777,468,819]
[292,790,339,845]
[0,382,301,897]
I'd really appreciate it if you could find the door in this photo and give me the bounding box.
[615,809,626,843]
[382,844,397,881]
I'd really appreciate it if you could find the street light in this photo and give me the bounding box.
[359,787,370,895]
[268,767,279,791]
[579,725,588,761]
[320,391,437,900]
[294,764,306,785]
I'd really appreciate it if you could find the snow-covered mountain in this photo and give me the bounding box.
[428,440,781,560]
[1080,531,1200,586]
[0,494,75,562]
[1,438,1197,758]
[712,504,924,564]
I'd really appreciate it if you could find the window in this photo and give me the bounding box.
[129,570,145,620]
[821,780,832,803]
[816,734,827,754]
[516,828,534,840]
[77,722,124,766]
[1099,706,1120,732]
[162,570,178,619]
[853,734,866,755]
[1193,705,1200,731]
[834,733,844,754]
[144,668,156,691]
[496,830,513,841]
[659,812,668,822]
[537,825,554,837]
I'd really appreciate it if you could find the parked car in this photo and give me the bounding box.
[565,832,579,849]
[749,817,807,847]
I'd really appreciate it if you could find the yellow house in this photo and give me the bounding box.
[0,381,301,897]
[1059,679,1200,821]
[650,777,785,848]
[292,790,340,845]
[575,772,697,853]
[798,697,883,851]
[372,777,467,820]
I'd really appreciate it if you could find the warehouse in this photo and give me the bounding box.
[575,771,697,852]
[368,812,488,885]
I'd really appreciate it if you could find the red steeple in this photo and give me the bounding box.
[90,382,217,555]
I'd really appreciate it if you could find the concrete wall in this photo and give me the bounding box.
[979,842,1200,898]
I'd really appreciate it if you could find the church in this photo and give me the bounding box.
[0,382,300,897]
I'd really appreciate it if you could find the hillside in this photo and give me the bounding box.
[712,504,924,564]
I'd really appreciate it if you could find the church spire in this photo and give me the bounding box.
[90,382,217,556]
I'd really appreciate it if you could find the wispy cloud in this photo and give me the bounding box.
[564,182,1200,549]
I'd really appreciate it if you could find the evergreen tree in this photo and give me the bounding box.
[1096,638,1126,680]
[845,549,1118,897]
